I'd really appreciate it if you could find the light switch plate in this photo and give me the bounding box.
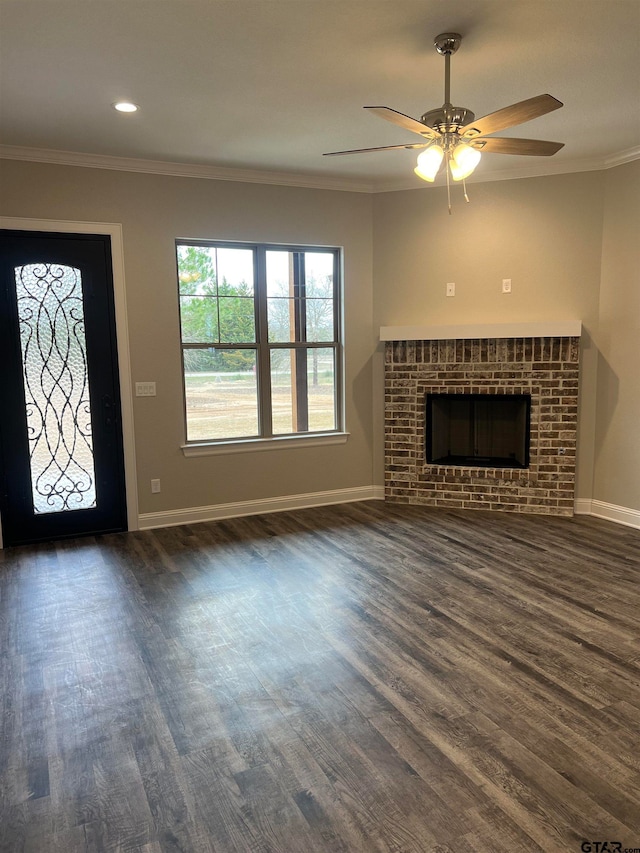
[136,381,156,397]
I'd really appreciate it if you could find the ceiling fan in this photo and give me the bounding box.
[325,32,564,200]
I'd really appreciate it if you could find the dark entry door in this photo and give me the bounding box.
[0,230,127,546]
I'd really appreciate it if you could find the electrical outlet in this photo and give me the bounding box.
[502,278,512,294]
[136,381,157,397]
[151,479,161,493]
[446,282,456,297]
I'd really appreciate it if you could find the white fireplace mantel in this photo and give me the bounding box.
[379,321,582,342]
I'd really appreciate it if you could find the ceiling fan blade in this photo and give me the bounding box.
[364,106,441,138]
[472,137,565,156]
[324,142,431,156]
[461,94,563,139]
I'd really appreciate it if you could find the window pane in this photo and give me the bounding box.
[179,295,219,343]
[266,250,291,297]
[266,249,335,343]
[270,347,336,435]
[305,252,334,341]
[267,297,295,342]
[266,251,294,342]
[219,296,255,343]
[270,348,296,435]
[216,248,255,297]
[305,252,334,298]
[177,245,217,295]
[184,348,258,441]
[307,348,336,431]
[305,298,334,342]
[15,263,96,514]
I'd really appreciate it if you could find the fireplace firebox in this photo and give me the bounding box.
[426,393,531,469]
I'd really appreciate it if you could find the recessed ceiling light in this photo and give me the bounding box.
[113,101,139,113]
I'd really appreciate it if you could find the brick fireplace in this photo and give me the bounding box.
[382,323,581,516]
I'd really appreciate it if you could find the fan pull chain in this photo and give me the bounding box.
[446,152,452,214]
[463,178,470,203]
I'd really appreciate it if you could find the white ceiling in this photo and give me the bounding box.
[1,0,639,191]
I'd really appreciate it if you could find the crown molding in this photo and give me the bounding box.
[1,143,638,195]
[603,145,640,169]
[0,145,374,194]
[371,154,637,193]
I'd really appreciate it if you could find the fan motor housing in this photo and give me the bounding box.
[421,106,475,133]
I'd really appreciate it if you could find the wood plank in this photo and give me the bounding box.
[1,502,639,851]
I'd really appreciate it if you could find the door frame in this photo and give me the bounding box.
[0,217,139,546]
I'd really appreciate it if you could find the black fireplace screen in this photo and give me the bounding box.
[426,393,531,468]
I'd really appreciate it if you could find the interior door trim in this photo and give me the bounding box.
[0,217,139,546]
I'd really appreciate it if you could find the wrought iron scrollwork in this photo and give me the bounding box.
[15,263,97,514]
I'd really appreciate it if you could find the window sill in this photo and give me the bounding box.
[181,432,350,457]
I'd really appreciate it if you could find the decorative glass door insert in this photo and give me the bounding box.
[15,262,96,514]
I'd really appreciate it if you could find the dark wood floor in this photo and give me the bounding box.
[1,502,640,853]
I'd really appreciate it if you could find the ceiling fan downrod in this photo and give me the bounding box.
[434,32,461,107]
[422,33,475,133]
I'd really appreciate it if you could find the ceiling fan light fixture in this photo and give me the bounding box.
[414,144,444,182]
[449,142,481,181]
[324,32,563,210]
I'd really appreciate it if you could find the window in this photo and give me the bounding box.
[176,241,343,445]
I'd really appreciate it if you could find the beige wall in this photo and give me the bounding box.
[0,160,375,515]
[372,172,606,500]
[593,160,640,511]
[2,157,639,520]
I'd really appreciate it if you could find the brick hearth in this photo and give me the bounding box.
[384,336,580,515]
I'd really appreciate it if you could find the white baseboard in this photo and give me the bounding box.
[574,498,640,530]
[573,498,593,516]
[138,485,385,531]
[140,491,640,532]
